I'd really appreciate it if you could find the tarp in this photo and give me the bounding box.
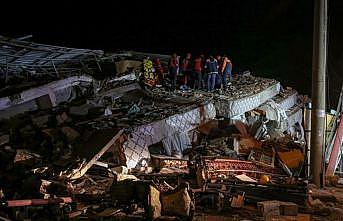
[258,100,288,128]
[162,132,191,156]
[287,107,303,127]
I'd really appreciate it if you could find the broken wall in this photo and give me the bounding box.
[124,102,216,168]
[216,82,280,118]
[0,76,93,119]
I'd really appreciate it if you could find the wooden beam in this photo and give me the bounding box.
[69,129,124,180]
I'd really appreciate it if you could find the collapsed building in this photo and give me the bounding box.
[0,36,339,221]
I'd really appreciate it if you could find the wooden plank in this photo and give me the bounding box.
[69,129,124,180]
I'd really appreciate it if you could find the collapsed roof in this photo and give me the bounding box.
[0,35,104,80]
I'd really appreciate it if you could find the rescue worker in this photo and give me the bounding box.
[204,55,219,92]
[215,55,223,89]
[193,55,202,89]
[142,56,157,87]
[153,57,164,86]
[168,53,179,90]
[181,53,192,89]
[200,54,206,89]
[221,55,233,89]
[216,55,222,75]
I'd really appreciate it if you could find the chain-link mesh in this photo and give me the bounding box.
[277,91,298,111]
[124,103,216,168]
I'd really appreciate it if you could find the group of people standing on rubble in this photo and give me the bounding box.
[167,53,233,91]
[143,53,233,92]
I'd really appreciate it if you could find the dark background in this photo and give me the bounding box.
[1,0,342,108]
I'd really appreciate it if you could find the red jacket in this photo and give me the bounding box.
[154,58,163,73]
[194,58,202,72]
[181,58,190,71]
[169,57,178,69]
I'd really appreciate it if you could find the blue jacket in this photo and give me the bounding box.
[205,59,219,74]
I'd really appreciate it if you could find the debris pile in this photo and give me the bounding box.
[0,42,326,220]
[0,72,313,220]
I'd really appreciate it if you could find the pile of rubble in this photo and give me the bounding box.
[0,73,313,221]
[0,38,325,220]
[0,74,209,220]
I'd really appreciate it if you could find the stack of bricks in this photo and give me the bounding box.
[257,200,306,221]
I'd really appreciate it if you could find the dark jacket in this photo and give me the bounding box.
[205,59,219,74]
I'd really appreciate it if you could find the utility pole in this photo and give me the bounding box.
[311,0,327,187]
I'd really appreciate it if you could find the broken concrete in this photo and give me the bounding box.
[0,41,316,220]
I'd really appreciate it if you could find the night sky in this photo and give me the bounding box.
[2,0,343,108]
